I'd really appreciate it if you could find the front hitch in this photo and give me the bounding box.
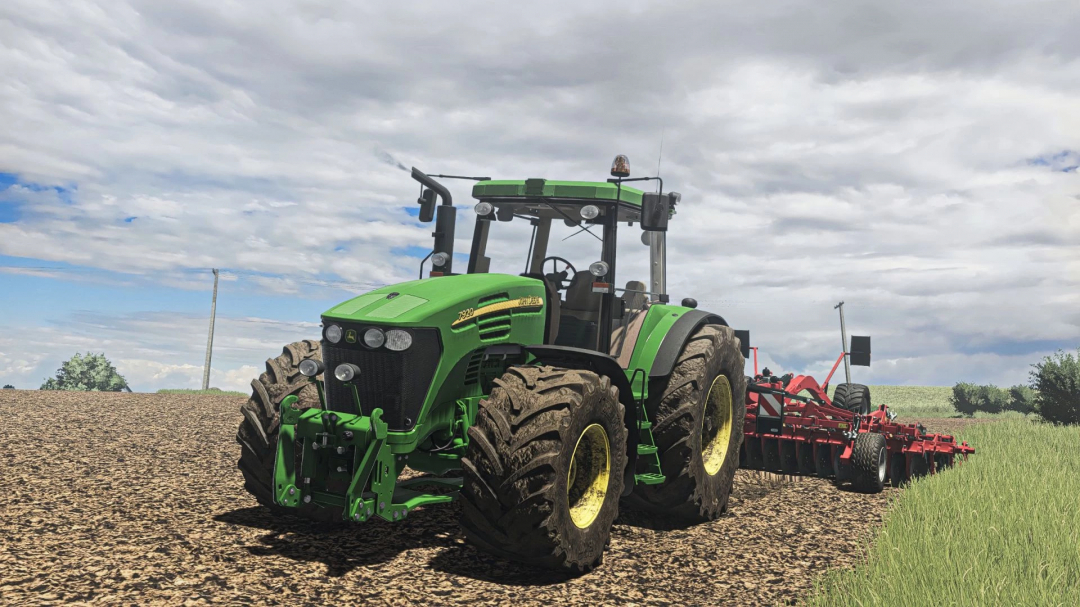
[272,395,403,522]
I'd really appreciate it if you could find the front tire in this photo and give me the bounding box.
[459,366,627,572]
[628,324,746,521]
[235,340,343,522]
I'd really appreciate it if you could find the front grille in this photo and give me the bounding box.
[321,324,442,431]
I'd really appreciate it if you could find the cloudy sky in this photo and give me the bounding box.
[1,0,1078,393]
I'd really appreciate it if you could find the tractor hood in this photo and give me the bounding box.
[322,273,547,326]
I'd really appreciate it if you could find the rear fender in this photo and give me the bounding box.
[625,306,729,380]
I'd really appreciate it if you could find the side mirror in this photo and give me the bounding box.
[418,189,437,223]
[641,192,670,232]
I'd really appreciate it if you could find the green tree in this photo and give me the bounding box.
[1007,384,1037,414]
[1031,348,1080,425]
[2,384,13,389]
[975,384,1007,414]
[40,353,129,392]
[950,382,979,416]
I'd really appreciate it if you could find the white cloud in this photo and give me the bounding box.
[0,0,1078,387]
[0,311,317,392]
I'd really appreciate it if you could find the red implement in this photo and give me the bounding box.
[740,363,975,492]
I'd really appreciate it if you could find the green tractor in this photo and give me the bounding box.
[236,157,749,571]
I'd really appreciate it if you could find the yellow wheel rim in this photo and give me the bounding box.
[701,375,734,475]
[567,423,611,529]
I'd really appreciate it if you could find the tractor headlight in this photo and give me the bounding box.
[474,201,493,216]
[580,204,600,220]
[589,261,610,277]
[334,363,361,383]
[298,359,324,377]
[385,329,413,351]
[325,324,343,344]
[431,252,449,267]
[363,327,386,349]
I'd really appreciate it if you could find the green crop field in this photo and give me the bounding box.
[823,384,1030,419]
[805,418,1080,606]
[825,384,954,417]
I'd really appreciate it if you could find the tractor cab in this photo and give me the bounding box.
[447,162,680,365]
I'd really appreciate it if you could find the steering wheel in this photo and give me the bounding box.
[542,256,577,291]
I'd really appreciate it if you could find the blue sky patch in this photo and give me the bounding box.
[392,245,432,258]
[124,216,137,223]
[1028,150,1079,172]
[0,203,19,223]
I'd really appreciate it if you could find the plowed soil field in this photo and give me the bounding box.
[0,391,981,606]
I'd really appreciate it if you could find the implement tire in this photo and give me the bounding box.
[627,324,746,522]
[832,383,871,416]
[851,432,888,493]
[235,339,343,523]
[459,366,627,572]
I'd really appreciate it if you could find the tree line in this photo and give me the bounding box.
[952,347,1080,425]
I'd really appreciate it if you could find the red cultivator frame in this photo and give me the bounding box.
[738,340,975,493]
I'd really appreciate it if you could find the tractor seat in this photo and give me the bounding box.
[554,272,602,350]
[561,272,602,322]
[621,280,648,314]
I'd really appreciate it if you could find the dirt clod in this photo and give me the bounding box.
[0,391,900,606]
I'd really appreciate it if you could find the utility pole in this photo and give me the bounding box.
[202,268,219,390]
[835,301,851,385]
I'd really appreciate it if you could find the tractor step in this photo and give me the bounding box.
[636,444,658,456]
[637,420,652,430]
[634,473,666,485]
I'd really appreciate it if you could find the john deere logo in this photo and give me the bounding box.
[345,329,357,343]
[453,296,543,328]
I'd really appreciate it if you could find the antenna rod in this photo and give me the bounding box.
[429,174,492,181]
[835,301,851,385]
[202,269,219,391]
[655,129,665,193]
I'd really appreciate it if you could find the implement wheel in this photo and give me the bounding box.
[460,366,627,572]
[235,340,343,522]
[627,324,746,521]
[851,432,888,493]
[832,383,872,416]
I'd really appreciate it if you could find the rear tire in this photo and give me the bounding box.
[832,383,872,416]
[851,432,888,493]
[627,325,746,521]
[235,340,343,522]
[459,366,627,572]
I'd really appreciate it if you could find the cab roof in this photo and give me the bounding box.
[472,179,645,207]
